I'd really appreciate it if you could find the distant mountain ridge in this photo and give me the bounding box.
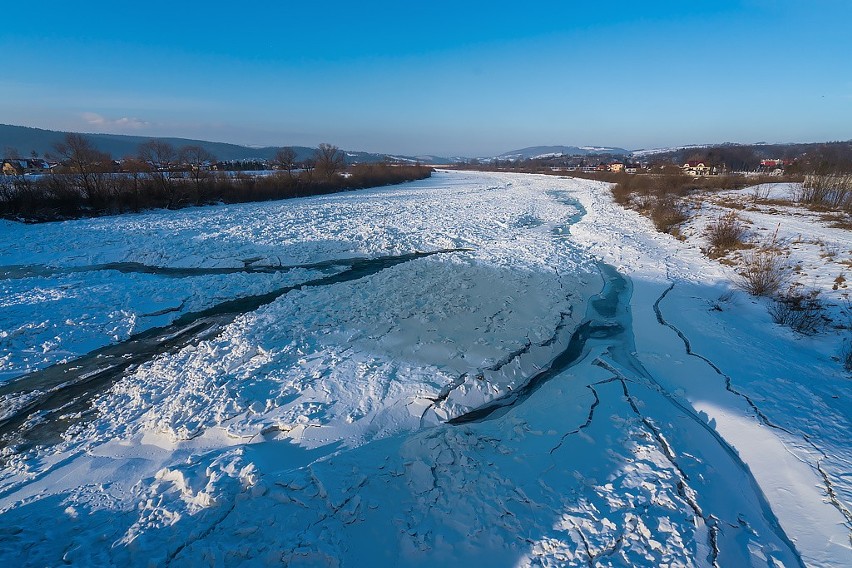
[494,145,630,161]
[0,124,315,162]
[10,124,837,167]
[0,124,448,164]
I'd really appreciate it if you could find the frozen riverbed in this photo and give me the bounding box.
[0,171,849,566]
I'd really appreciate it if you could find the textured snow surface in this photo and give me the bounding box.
[0,171,850,566]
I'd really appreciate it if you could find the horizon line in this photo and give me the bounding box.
[2,122,850,159]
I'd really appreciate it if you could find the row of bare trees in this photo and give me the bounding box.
[1,135,430,221]
[43,134,215,208]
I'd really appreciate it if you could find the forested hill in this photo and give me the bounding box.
[0,124,396,163]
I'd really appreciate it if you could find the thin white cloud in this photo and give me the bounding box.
[82,112,150,129]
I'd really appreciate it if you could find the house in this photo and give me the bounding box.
[608,162,625,173]
[2,159,26,175]
[625,163,641,174]
[682,160,711,176]
[26,159,49,174]
[2,158,49,175]
[760,159,793,169]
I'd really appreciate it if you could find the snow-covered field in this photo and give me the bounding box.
[0,171,849,566]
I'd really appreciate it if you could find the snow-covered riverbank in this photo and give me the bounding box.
[569,174,852,565]
[0,171,849,566]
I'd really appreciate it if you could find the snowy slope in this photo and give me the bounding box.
[0,171,849,566]
[495,145,629,161]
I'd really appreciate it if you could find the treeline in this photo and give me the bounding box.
[450,154,628,173]
[649,141,852,174]
[0,135,432,222]
[450,141,852,174]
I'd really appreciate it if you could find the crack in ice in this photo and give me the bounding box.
[654,281,852,540]
[0,249,469,452]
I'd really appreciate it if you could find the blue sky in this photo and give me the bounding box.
[2,1,850,155]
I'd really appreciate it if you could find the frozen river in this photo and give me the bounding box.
[0,171,849,566]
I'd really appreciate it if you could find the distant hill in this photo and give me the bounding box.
[494,145,630,161]
[0,124,441,164]
[385,154,466,165]
[0,124,315,161]
[630,144,720,158]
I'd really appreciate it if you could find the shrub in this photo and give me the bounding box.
[611,180,633,205]
[751,184,772,201]
[768,288,825,335]
[737,235,788,297]
[707,212,747,252]
[649,197,689,233]
[0,164,433,222]
[794,175,852,211]
[605,172,771,235]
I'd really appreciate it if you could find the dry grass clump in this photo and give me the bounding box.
[736,230,789,296]
[751,184,772,201]
[794,175,852,211]
[706,212,748,253]
[820,213,852,230]
[738,248,788,296]
[713,197,748,210]
[649,197,689,234]
[611,181,633,205]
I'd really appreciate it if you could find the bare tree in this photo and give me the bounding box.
[179,144,215,168]
[314,143,345,181]
[179,145,216,204]
[121,156,149,211]
[273,147,298,176]
[52,133,113,201]
[138,140,178,208]
[3,146,20,159]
